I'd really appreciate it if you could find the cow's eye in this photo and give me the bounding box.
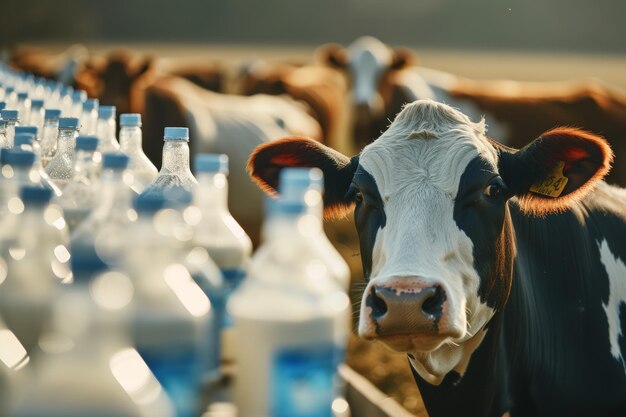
[483,179,507,200]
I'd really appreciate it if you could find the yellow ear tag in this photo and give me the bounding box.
[530,160,568,198]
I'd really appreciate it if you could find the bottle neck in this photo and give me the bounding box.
[57,127,78,152]
[5,121,17,147]
[119,126,142,152]
[262,210,322,243]
[74,150,95,179]
[97,118,117,149]
[30,109,44,135]
[80,110,98,135]
[95,169,133,217]
[161,140,192,174]
[195,172,229,211]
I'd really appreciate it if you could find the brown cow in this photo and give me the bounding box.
[75,49,226,116]
[318,36,626,186]
[239,60,351,154]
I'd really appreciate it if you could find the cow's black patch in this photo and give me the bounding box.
[453,156,512,309]
[348,164,386,280]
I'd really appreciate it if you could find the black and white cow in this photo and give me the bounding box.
[249,99,626,416]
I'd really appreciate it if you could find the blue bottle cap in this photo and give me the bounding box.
[58,117,80,129]
[83,99,99,111]
[98,105,116,120]
[5,87,14,94]
[0,148,7,164]
[120,113,141,127]
[279,167,324,193]
[72,90,87,102]
[30,99,44,109]
[61,85,74,96]
[102,152,129,169]
[1,109,19,121]
[0,120,7,128]
[3,149,36,166]
[163,127,189,141]
[17,92,28,100]
[195,153,229,174]
[15,126,38,136]
[133,193,169,213]
[264,196,307,216]
[75,135,99,151]
[0,102,5,111]
[44,109,62,121]
[20,185,53,204]
[13,133,35,147]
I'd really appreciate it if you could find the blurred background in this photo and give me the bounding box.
[3,2,625,416]
[3,0,626,85]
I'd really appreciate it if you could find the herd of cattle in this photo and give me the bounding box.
[10,36,626,240]
[9,37,626,416]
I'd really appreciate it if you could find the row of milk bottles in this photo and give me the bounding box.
[0,64,352,417]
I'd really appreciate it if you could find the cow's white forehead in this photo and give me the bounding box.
[359,100,498,196]
[347,36,392,64]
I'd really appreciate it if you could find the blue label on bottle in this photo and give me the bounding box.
[220,268,246,328]
[137,344,201,417]
[271,344,335,417]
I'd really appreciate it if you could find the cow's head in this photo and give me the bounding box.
[248,100,612,384]
[318,36,415,149]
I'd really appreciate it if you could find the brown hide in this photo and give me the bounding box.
[450,79,626,186]
[240,62,348,148]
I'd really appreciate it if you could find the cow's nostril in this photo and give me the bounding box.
[369,286,388,318]
[421,286,446,317]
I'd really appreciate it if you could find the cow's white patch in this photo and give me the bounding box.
[358,100,497,382]
[402,67,512,143]
[598,239,626,372]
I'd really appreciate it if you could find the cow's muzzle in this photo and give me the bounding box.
[359,278,463,351]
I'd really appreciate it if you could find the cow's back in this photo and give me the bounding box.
[143,76,322,242]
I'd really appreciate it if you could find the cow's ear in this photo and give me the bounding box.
[498,127,613,215]
[247,136,358,218]
[317,44,348,69]
[390,47,416,70]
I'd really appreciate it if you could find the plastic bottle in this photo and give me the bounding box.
[70,89,87,118]
[119,114,157,194]
[0,149,41,210]
[28,99,45,132]
[139,127,197,207]
[45,116,80,189]
[14,128,62,197]
[123,194,210,417]
[40,109,62,167]
[80,98,99,135]
[11,276,175,417]
[70,152,135,282]
[97,105,121,152]
[189,154,252,363]
[0,119,8,148]
[3,87,17,110]
[279,168,350,290]
[15,92,31,124]
[59,85,74,117]
[0,109,19,147]
[0,186,70,360]
[229,196,351,417]
[54,135,100,232]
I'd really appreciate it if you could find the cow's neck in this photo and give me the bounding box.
[412,311,510,417]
